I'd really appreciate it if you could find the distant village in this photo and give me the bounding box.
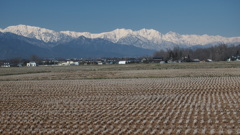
[0,57,166,67]
[1,54,240,68]
[1,44,240,68]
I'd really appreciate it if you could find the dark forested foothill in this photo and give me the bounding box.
[154,44,240,62]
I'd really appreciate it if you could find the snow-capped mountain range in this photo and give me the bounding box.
[1,24,240,50]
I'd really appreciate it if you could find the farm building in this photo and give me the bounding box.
[58,61,79,66]
[17,63,23,67]
[118,61,127,64]
[231,54,240,61]
[26,61,37,67]
[127,58,140,64]
[206,59,213,62]
[1,62,11,67]
[152,57,164,63]
[192,59,200,62]
[97,61,103,65]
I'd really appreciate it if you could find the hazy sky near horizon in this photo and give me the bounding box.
[0,0,240,37]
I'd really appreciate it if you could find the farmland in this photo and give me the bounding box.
[0,62,240,134]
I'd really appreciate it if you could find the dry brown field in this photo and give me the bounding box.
[0,62,240,134]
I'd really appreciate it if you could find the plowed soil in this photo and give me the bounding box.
[0,62,240,134]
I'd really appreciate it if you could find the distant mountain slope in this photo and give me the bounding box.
[53,36,154,58]
[0,32,54,59]
[0,32,153,59]
[2,25,240,50]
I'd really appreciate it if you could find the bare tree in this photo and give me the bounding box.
[153,44,240,61]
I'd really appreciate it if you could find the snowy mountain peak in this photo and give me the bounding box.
[138,28,162,40]
[1,24,240,50]
[138,28,160,34]
[166,31,179,36]
[60,31,90,38]
[60,28,162,43]
[99,28,133,42]
[4,24,54,34]
[3,24,63,42]
[112,28,133,33]
[111,28,133,35]
[164,31,181,40]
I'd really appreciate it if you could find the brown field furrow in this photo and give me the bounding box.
[0,77,240,134]
[1,68,240,81]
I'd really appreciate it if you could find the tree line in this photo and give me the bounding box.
[153,44,240,61]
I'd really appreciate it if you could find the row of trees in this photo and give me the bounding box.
[153,44,240,61]
[1,44,240,66]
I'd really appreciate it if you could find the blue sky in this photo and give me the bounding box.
[0,0,240,37]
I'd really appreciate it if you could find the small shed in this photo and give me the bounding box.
[27,61,37,67]
[206,59,213,62]
[97,61,103,65]
[152,57,164,63]
[193,59,200,62]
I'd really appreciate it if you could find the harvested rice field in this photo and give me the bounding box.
[0,62,240,134]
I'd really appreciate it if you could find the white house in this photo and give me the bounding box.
[74,62,80,65]
[58,61,79,66]
[118,61,127,64]
[207,59,213,62]
[27,61,37,67]
[97,61,103,65]
[1,63,10,67]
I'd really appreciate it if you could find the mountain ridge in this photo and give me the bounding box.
[0,32,154,59]
[2,24,240,50]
